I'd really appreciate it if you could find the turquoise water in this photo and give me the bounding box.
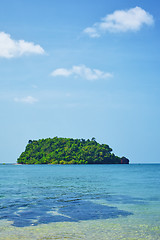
[0,164,160,239]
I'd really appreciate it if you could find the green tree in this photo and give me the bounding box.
[17,137,129,165]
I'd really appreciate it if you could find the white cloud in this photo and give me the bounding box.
[83,27,100,38]
[14,96,38,104]
[84,6,154,37]
[51,65,113,80]
[0,32,45,58]
[51,68,72,77]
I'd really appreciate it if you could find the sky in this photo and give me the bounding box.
[0,0,160,163]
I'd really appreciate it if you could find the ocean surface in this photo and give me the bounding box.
[0,164,160,240]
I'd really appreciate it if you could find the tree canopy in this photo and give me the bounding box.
[17,137,129,164]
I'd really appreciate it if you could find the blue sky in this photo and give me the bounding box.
[0,0,160,163]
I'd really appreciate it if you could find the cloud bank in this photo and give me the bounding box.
[14,96,38,104]
[51,65,113,81]
[0,32,45,58]
[84,6,154,37]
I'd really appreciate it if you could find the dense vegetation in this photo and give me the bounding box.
[17,137,129,164]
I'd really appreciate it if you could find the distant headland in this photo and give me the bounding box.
[17,137,129,164]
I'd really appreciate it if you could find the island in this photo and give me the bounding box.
[17,137,129,164]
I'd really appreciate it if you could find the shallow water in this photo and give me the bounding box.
[0,164,160,239]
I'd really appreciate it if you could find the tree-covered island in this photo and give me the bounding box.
[17,137,129,164]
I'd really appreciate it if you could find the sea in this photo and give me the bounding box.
[0,164,160,240]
